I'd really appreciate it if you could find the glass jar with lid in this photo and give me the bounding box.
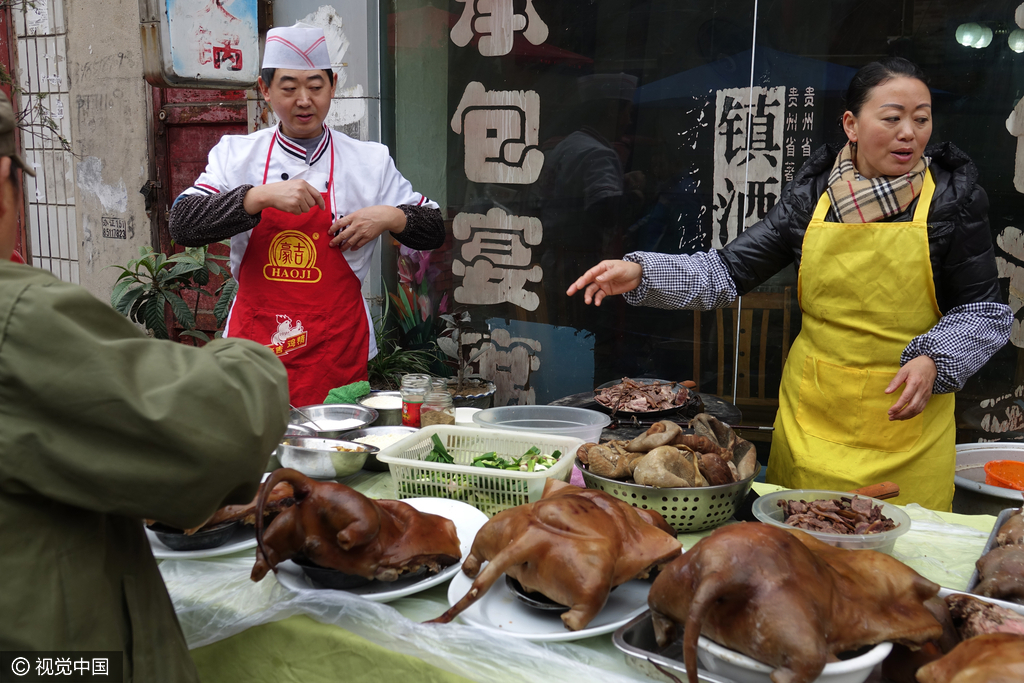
[420,390,455,426]
[400,373,431,427]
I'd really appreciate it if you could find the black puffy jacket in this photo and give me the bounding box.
[718,142,1002,313]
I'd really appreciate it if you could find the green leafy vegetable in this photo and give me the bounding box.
[424,433,454,464]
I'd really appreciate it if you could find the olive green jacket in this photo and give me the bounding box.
[0,261,289,681]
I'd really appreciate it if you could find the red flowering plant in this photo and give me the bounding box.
[390,245,449,350]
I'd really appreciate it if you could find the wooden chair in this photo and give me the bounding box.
[692,287,795,410]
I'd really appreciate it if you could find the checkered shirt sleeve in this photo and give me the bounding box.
[902,302,1013,394]
[622,250,737,310]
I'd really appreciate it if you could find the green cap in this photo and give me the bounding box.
[0,90,35,177]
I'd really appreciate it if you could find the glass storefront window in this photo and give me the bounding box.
[385,0,1024,445]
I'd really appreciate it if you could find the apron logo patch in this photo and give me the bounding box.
[268,314,309,356]
[263,230,323,283]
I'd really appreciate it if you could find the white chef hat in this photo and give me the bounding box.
[577,73,639,102]
[262,24,332,71]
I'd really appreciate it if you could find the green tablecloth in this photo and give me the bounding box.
[160,475,997,683]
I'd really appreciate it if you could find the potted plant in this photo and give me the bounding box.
[368,283,438,390]
[108,245,235,342]
[437,307,496,409]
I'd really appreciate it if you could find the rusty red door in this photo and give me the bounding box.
[151,87,248,340]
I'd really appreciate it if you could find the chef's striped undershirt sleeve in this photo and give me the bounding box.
[901,302,1013,393]
[169,185,261,247]
[622,250,738,311]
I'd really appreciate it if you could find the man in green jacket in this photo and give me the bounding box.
[0,91,290,681]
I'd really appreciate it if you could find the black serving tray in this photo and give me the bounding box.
[593,378,705,420]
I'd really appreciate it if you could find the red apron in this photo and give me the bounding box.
[227,131,369,406]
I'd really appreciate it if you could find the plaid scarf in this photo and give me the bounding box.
[825,142,930,223]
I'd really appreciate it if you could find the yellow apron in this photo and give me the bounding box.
[766,171,956,510]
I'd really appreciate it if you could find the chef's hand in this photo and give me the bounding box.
[328,205,406,252]
[566,260,643,306]
[243,180,325,215]
[885,355,936,421]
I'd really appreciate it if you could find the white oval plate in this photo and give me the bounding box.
[445,565,652,642]
[147,524,257,560]
[275,497,488,603]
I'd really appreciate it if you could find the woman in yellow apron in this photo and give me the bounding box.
[568,57,1011,510]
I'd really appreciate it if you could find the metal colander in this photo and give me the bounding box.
[576,458,755,533]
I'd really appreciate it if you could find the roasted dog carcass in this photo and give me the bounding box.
[251,468,461,582]
[916,633,1024,683]
[974,509,1024,604]
[648,522,943,683]
[147,480,297,535]
[429,479,682,631]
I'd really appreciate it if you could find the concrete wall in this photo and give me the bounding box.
[64,0,152,298]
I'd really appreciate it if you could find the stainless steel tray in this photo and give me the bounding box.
[965,506,1022,594]
[612,610,736,683]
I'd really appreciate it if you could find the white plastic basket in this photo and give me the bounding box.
[375,425,582,516]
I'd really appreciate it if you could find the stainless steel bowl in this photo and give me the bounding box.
[357,391,403,427]
[284,423,317,437]
[577,458,755,533]
[277,437,376,479]
[288,404,378,439]
[341,425,418,471]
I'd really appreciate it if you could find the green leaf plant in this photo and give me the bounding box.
[108,245,236,343]
[368,279,439,389]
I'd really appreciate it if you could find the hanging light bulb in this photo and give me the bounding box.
[956,22,983,47]
[972,26,994,48]
[1009,29,1024,53]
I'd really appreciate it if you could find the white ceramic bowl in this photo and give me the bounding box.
[697,636,892,683]
[751,489,911,555]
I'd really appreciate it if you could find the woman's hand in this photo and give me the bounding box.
[885,355,937,421]
[566,260,643,306]
[328,205,406,252]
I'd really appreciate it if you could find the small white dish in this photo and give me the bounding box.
[274,497,487,603]
[697,636,892,683]
[444,566,651,642]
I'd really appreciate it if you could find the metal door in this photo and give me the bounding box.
[150,87,247,340]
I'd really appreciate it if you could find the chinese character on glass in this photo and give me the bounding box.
[802,111,814,131]
[784,161,796,182]
[452,207,543,311]
[801,136,813,157]
[804,86,816,107]
[785,136,796,157]
[450,0,549,57]
[713,86,785,247]
[787,86,799,108]
[785,111,797,132]
[451,82,544,184]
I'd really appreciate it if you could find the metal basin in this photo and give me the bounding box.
[357,391,403,427]
[277,437,376,479]
[288,404,378,439]
[954,443,1024,515]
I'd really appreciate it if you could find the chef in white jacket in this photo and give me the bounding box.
[170,24,443,405]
